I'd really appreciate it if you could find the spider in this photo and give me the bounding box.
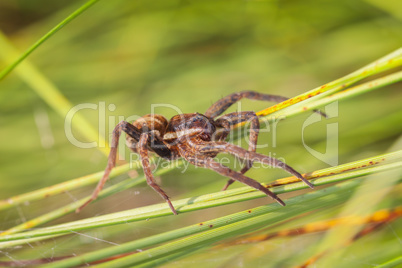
[77,90,323,215]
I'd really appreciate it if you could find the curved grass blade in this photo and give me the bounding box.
[270,70,402,120]
[376,256,402,268]
[0,31,109,154]
[257,48,402,118]
[0,0,100,80]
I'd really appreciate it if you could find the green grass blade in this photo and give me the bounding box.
[78,181,361,268]
[0,31,109,154]
[1,156,400,245]
[376,255,402,268]
[1,177,145,236]
[0,0,100,80]
[257,48,402,118]
[135,248,202,268]
[1,151,400,237]
[0,163,135,212]
[1,161,181,235]
[272,70,402,120]
[311,136,402,266]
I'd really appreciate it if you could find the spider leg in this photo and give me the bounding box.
[205,90,327,119]
[138,133,178,215]
[183,154,285,206]
[76,121,142,213]
[206,91,288,118]
[196,141,314,189]
[215,111,260,190]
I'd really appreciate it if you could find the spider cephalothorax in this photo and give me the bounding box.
[77,91,322,215]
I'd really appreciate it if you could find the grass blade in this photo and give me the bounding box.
[0,0,100,80]
[68,180,361,268]
[1,156,400,245]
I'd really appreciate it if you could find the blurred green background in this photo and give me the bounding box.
[0,0,401,266]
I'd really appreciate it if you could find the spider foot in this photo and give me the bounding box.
[221,184,229,191]
[306,180,314,189]
[221,179,235,191]
[76,198,94,213]
[167,200,178,215]
[273,196,286,207]
[300,176,314,189]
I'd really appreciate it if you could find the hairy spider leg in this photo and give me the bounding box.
[138,133,177,215]
[205,90,289,118]
[181,152,285,206]
[206,90,325,190]
[205,90,327,119]
[215,111,260,190]
[76,121,141,213]
[197,141,314,189]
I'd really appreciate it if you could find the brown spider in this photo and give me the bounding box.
[77,91,321,215]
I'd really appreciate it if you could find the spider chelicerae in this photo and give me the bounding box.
[77,90,323,215]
